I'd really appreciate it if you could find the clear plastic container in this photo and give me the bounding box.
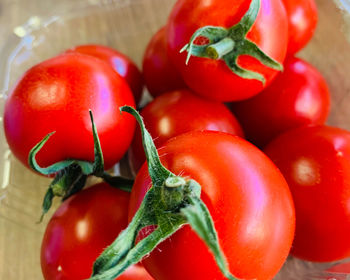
[1,0,350,279]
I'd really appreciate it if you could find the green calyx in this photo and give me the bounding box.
[29,111,133,222]
[180,0,283,84]
[90,106,238,280]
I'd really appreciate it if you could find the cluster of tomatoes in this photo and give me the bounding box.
[2,0,350,279]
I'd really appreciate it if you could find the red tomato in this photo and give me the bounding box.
[143,27,186,98]
[328,262,350,274]
[167,0,288,102]
[41,183,153,280]
[3,53,135,170]
[128,89,244,173]
[281,0,318,55]
[231,57,330,148]
[129,131,295,280]
[66,45,144,105]
[264,126,350,262]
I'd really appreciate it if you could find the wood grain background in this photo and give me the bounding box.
[0,0,349,279]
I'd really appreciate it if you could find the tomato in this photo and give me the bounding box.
[230,57,330,148]
[3,53,135,170]
[128,89,244,173]
[167,0,288,102]
[264,125,350,262]
[143,27,186,98]
[328,262,350,274]
[41,183,153,280]
[66,44,144,105]
[281,0,318,55]
[129,131,295,280]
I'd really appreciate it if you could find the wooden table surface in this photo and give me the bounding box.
[0,1,350,279]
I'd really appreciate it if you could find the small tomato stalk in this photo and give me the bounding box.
[181,0,283,83]
[89,106,238,280]
[29,111,133,221]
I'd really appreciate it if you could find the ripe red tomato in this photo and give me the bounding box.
[41,183,153,280]
[3,53,135,170]
[281,0,318,55]
[143,27,186,98]
[264,125,350,262]
[231,57,330,148]
[167,0,288,102]
[129,131,295,280]
[128,89,244,173]
[328,262,350,274]
[66,45,144,104]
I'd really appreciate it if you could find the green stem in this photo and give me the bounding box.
[100,172,134,193]
[181,0,283,83]
[90,106,238,280]
[30,110,131,220]
[120,106,174,186]
[207,38,235,59]
[165,176,187,188]
[93,196,151,274]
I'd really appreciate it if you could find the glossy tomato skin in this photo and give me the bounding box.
[231,57,330,148]
[143,27,186,98]
[282,0,318,55]
[167,0,288,102]
[41,183,153,280]
[128,89,244,173]
[264,126,350,262]
[4,53,135,170]
[66,45,144,104]
[129,131,295,280]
